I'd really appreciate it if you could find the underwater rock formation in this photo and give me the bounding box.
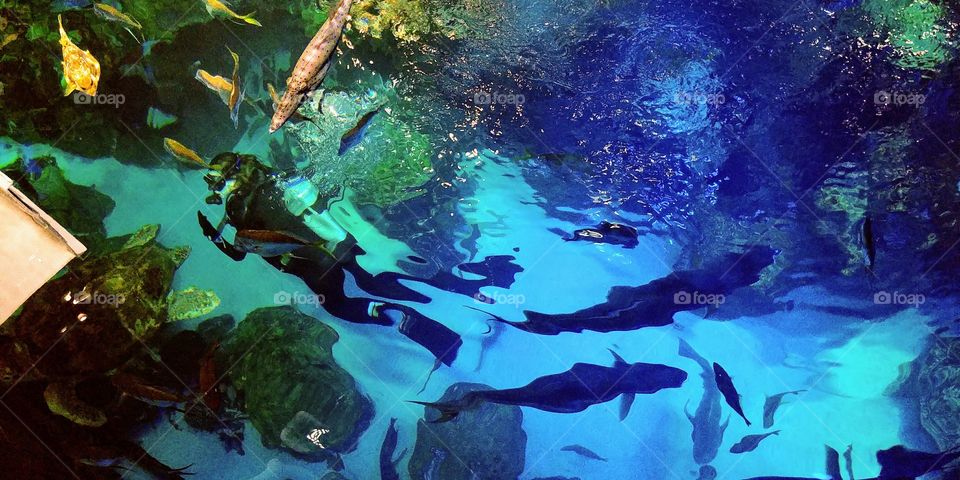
[0,223,216,425]
[219,307,372,457]
[913,336,960,450]
[408,382,526,480]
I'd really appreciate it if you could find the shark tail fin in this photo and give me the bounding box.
[678,338,710,370]
[409,401,461,423]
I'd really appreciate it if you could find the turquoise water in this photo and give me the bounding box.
[1,0,960,479]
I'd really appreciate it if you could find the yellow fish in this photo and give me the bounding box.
[0,33,18,51]
[93,3,143,30]
[202,0,262,27]
[58,15,101,97]
[163,138,212,169]
[195,68,233,104]
[226,46,242,128]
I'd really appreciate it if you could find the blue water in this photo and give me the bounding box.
[2,0,960,479]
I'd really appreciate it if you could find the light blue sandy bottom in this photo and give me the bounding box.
[1,138,932,479]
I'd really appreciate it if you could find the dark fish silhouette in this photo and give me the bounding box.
[730,431,779,454]
[843,445,854,480]
[501,247,776,335]
[679,339,728,465]
[876,444,960,479]
[762,390,804,428]
[713,362,751,426]
[412,351,687,422]
[561,444,607,462]
[338,107,380,155]
[860,215,876,271]
[826,445,842,480]
[564,221,639,248]
[379,418,404,480]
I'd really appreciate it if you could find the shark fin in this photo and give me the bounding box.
[609,349,628,367]
[618,393,635,422]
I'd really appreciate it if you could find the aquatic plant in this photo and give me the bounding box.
[863,0,957,71]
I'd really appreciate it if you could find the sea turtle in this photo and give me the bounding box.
[0,224,219,427]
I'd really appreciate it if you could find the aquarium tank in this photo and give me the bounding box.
[1,0,960,478]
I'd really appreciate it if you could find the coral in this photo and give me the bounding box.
[408,382,526,480]
[220,307,372,456]
[166,286,221,321]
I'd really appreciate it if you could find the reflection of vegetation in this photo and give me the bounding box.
[289,72,433,207]
[351,0,502,42]
[863,0,956,71]
[815,162,868,275]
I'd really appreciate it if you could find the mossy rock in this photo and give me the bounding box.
[221,307,371,457]
[913,336,960,450]
[408,382,526,480]
[167,286,220,321]
[0,235,186,382]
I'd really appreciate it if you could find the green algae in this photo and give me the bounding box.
[863,0,956,71]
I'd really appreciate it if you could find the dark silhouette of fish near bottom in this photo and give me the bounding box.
[412,351,687,422]
[713,362,751,426]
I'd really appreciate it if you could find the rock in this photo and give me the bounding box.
[1,237,186,382]
[167,286,220,321]
[43,381,107,427]
[196,314,236,343]
[408,382,526,480]
[220,307,371,457]
[913,336,960,450]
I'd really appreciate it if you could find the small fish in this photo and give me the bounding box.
[93,3,142,30]
[58,15,101,96]
[560,444,607,462]
[729,431,779,454]
[163,138,212,169]
[843,445,854,480]
[234,230,331,258]
[196,68,233,104]
[270,0,353,133]
[226,46,243,128]
[146,107,177,129]
[92,2,144,42]
[825,445,842,480]
[338,107,381,155]
[203,0,262,27]
[860,215,876,271]
[762,390,804,428]
[713,363,751,426]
